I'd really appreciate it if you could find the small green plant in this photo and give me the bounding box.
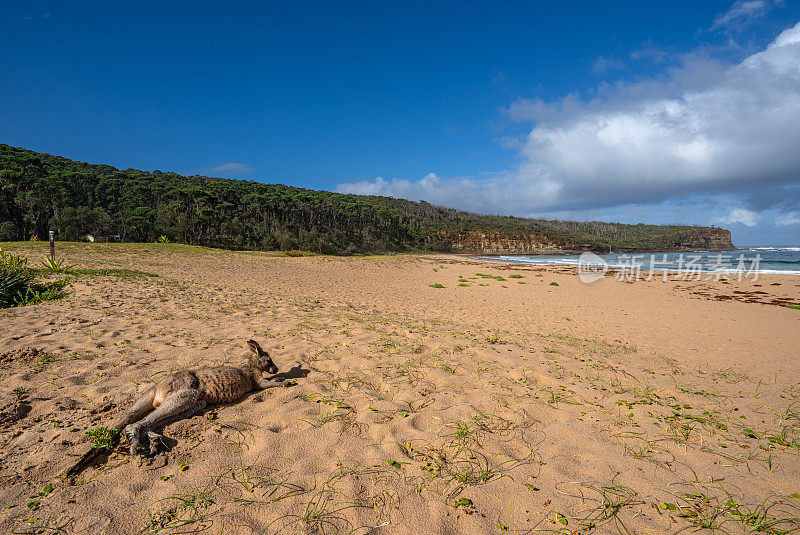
[40,256,74,270]
[86,426,119,450]
[146,487,215,532]
[485,332,505,344]
[452,497,474,510]
[31,484,53,499]
[1,248,35,307]
[1,248,69,308]
[429,283,444,288]
[509,274,524,279]
[787,304,800,310]
[550,282,559,286]
[475,273,506,281]
[156,235,170,243]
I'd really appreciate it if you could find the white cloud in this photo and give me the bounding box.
[715,208,760,226]
[711,1,772,32]
[337,22,800,223]
[592,56,624,74]
[776,211,800,225]
[204,162,254,176]
[629,43,669,63]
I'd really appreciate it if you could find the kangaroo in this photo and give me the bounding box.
[66,340,289,477]
[118,339,288,455]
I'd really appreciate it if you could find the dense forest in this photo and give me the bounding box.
[0,144,731,254]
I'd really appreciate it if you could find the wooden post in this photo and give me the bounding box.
[49,231,55,261]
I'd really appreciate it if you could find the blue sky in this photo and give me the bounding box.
[2,1,799,245]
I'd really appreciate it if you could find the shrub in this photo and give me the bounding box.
[0,248,36,308]
[41,256,74,271]
[0,248,68,308]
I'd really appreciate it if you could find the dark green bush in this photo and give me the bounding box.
[0,249,36,308]
[0,248,67,308]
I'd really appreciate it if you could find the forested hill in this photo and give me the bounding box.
[0,144,733,254]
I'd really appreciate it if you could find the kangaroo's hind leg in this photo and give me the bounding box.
[126,389,206,455]
[116,387,157,454]
[116,387,155,428]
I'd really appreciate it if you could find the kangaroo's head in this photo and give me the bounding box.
[246,339,278,375]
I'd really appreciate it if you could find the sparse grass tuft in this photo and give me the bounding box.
[664,490,800,534]
[485,332,505,345]
[43,267,158,279]
[145,486,215,533]
[574,481,643,533]
[86,426,119,450]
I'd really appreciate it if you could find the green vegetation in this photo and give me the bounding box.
[476,273,507,281]
[41,267,158,279]
[0,248,67,308]
[85,426,119,450]
[40,256,73,270]
[146,486,215,533]
[0,144,728,254]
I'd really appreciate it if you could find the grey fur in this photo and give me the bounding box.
[116,339,288,454]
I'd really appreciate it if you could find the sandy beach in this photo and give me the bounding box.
[1,242,798,534]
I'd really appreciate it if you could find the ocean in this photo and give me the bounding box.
[474,246,800,275]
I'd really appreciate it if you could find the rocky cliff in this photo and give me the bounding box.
[438,228,734,255]
[667,228,734,252]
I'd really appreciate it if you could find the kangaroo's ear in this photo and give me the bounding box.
[247,340,262,355]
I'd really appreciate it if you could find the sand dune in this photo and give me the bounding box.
[1,243,798,534]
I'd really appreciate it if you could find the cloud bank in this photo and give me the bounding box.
[337,22,800,229]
